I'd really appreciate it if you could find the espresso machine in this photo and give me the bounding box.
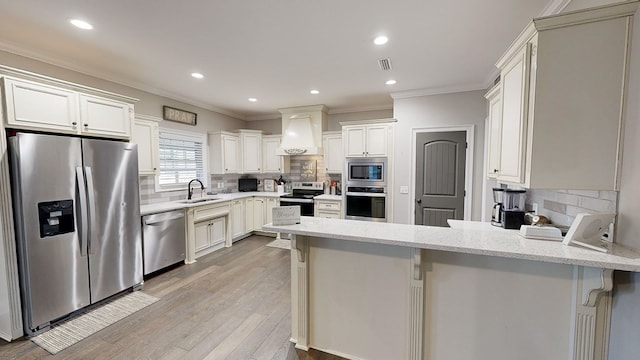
[491,188,504,226]
[501,189,527,229]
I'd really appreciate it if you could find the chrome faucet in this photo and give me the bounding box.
[187,179,205,200]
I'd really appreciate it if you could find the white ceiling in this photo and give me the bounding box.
[0,0,556,120]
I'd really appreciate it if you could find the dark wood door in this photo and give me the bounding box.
[415,131,466,227]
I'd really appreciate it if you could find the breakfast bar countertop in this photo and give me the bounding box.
[262,217,640,272]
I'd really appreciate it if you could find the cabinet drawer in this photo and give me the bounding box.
[316,201,341,211]
[316,210,341,219]
[194,203,230,222]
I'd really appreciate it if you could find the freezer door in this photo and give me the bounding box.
[9,133,90,333]
[82,138,142,303]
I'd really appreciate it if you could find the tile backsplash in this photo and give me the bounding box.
[526,189,618,227]
[139,155,342,205]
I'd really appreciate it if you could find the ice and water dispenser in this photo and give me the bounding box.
[38,200,74,237]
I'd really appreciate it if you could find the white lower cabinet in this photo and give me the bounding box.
[265,198,279,224]
[314,199,342,219]
[187,202,230,262]
[253,197,265,230]
[245,198,255,233]
[194,217,226,254]
[231,199,245,240]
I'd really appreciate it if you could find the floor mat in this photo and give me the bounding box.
[266,239,291,250]
[31,291,159,355]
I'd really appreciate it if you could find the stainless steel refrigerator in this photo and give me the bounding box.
[8,132,143,336]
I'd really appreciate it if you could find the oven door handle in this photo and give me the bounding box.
[346,192,387,197]
[280,198,315,204]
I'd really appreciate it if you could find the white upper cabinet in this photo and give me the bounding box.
[1,75,135,140]
[238,130,262,173]
[262,135,290,173]
[209,131,240,174]
[79,94,132,139]
[323,131,343,173]
[2,77,79,133]
[497,44,530,184]
[484,85,502,179]
[493,2,637,190]
[342,120,394,158]
[131,115,161,176]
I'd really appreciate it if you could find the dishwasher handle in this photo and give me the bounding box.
[144,212,185,225]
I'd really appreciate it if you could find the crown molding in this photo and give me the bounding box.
[390,82,487,100]
[327,104,393,115]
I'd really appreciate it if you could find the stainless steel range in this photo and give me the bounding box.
[279,182,324,216]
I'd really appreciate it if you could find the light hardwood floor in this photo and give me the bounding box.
[0,235,345,360]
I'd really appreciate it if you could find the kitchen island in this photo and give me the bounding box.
[263,217,640,360]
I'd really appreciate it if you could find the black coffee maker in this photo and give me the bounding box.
[501,189,527,229]
[491,188,504,226]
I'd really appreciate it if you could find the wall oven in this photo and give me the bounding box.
[346,157,387,185]
[345,186,386,222]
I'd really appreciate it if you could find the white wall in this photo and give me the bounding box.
[392,91,486,224]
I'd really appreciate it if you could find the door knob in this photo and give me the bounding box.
[416,199,422,203]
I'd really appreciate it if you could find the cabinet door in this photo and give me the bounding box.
[79,94,132,139]
[265,198,279,224]
[254,198,265,229]
[262,136,283,173]
[344,127,367,157]
[223,135,240,174]
[245,198,254,233]
[486,88,502,178]
[131,119,159,176]
[365,125,388,157]
[242,133,262,173]
[231,200,245,238]
[498,44,530,184]
[209,217,226,247]
[194,221,210,252]
[323,134,344,173]
[3,77,79,133]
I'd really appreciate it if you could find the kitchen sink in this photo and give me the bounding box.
[179,197,221,204]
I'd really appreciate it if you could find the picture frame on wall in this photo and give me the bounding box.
[163,105,197,125]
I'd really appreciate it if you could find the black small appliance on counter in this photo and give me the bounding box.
[238,178,258,192]
[501,189,527,229]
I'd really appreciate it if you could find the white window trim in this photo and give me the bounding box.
[154,127,209,193]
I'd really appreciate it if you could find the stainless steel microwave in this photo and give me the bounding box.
[346,157,387,185]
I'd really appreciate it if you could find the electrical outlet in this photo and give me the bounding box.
[532,203,538,215]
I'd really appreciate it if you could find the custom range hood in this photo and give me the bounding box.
[277,105,328,155]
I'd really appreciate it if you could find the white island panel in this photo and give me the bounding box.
[424,250,573,360]
[308,238,410,359]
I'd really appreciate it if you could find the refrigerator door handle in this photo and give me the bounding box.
[85,166,97,255]
[76,166,89,257]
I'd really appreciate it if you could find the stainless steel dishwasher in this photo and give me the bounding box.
[142,210,186,275]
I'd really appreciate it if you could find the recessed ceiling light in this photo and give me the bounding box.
[310,89,320,95]
[70,19,93,30]
[191,72,204,79]
[386,79,397,85]
[374,36,388,45]
[248,98,257,102]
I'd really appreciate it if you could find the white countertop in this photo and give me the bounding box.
[140,191,287,216]
[313,194,342,201]
[262,217,640,272]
